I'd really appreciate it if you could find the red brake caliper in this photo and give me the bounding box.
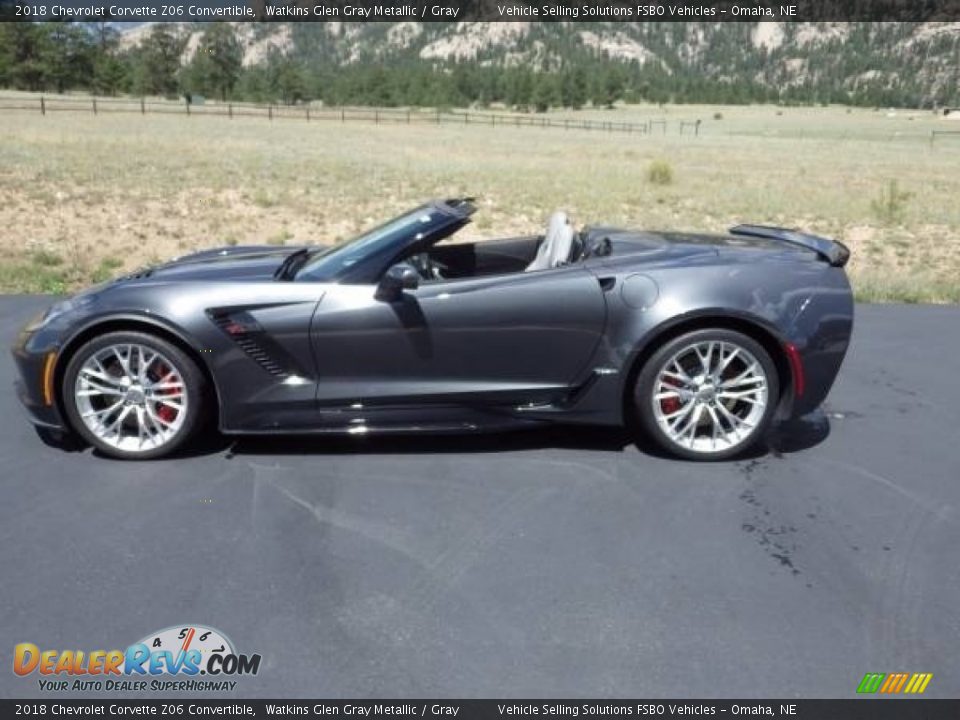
[660,377,681,415]
[152,361,178,423]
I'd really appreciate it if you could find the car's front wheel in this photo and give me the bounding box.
[634,329,779,460]
[62,331,206,460]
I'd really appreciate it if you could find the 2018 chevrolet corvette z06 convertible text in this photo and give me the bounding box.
[12,198,853,460]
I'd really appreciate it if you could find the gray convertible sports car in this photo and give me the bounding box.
[12,198,853,461]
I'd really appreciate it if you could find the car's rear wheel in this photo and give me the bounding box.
[62,331,206,460]
[634,329,779,461]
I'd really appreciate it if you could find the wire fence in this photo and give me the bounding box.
[0,94,695,137]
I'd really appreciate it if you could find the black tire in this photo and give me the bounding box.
[633,328,779,461]
[61,331,207,460]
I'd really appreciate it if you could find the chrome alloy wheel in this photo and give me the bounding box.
[73,343,188,453]
[651,340,769,455]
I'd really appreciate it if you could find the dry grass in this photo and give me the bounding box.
[2,94,959,302]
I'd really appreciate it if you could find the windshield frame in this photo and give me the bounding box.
[295,200,474,284]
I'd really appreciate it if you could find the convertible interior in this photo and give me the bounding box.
[409,211,602,282]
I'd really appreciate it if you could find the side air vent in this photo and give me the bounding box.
[209,310,294,378]
[231,334,288,377]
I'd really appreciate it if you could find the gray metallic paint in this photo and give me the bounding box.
[11,205,854,442]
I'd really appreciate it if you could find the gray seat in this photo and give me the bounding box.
[525,211,574,272]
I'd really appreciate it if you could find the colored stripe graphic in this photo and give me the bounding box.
[905,673,933,694]
[857,673,885,693]
[880,673,899,693]
[857,672,932,694]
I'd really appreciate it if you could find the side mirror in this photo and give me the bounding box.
[375,263,419,302]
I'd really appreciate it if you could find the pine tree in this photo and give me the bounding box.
[92,54,127,96]
[506,68,534,110]
[2,23,50,91]
[532,74,556,113]
[87,21,125,95]
[270,56,307,105]
[134,24,184,98]
[235,65,271,104]
[0,25,11,87]
[193,23,243,102]
[560,66,588,109]
[592,65,625,109]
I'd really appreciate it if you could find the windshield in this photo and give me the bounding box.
[296,207,441,282]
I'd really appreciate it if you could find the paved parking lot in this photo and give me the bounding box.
[1,296,958,698]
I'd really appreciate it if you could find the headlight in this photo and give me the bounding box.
[21,310,49,334]
[23,295,94,332]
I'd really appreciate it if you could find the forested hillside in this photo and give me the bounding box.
[1,21,958,109]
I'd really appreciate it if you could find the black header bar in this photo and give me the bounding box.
[3,0,960,22]
[2,700,960,719]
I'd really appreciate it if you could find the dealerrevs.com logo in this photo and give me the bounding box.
[13,625,261,692]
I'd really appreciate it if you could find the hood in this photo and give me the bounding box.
[118,245,314,283]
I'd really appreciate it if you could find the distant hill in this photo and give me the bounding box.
[116,21,960,108]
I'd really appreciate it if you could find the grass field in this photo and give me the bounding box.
[2,94,960,302]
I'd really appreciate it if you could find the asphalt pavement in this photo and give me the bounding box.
[1,295,958,699]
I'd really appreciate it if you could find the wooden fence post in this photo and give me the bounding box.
[40,96,45,115]
[268,105,273,121]
[341,108,345,123]
[229,103,233,119]
[185,99,190,116]
[140,98,145,115]
[375,110,379,124]
[92,98,97,115]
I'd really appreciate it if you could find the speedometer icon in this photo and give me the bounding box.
[134,624,235,668]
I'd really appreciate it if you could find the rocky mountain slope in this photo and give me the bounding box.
[120,22,960,107]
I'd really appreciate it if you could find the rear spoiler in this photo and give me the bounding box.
[729,224,850,267]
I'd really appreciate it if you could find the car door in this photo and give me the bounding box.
[309,265,607,409]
